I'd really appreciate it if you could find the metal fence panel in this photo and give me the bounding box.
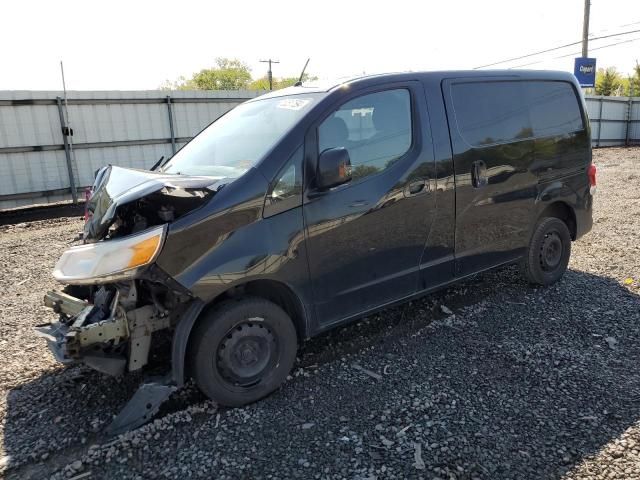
[0,90,261,210]
[0,150,70,209]
[75,143,173,187]
[173,102,227,138]
[630,101,640,143]
[584,96,640,147]
[0,104,60,148]
[71,102,169,144]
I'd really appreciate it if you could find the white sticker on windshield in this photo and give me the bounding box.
[277,98,312,111]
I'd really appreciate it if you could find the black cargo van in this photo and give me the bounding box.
[37,70,595,433]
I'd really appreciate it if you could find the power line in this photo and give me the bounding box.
[474,40,582,70]
[556,36,640,59]
[510,36,640,69]
[618,20,640,28]
[474,28,640,69]
[588,19,640,37]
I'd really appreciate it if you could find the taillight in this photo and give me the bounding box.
[588,164,597,194]
[588,164,597,186]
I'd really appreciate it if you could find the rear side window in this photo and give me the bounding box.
[450,80,585,148]
[450,81,532,147]
[527,81,584,137]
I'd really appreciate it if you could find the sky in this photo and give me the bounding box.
[1,0,639,91]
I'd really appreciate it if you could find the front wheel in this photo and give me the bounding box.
[189,297,297,407]
[521,217,572,286]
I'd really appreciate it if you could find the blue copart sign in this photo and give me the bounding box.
[574,58,597,87]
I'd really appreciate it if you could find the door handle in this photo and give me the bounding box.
[471,160,488,188]
[409,181,425,194]
[404,180,428,197]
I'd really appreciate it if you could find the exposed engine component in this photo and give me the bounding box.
[157,205,175,222]
[83,165,224,242]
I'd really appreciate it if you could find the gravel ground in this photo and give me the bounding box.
[1,147,639,480]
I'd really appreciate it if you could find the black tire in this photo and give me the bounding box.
[189,297,297,407]
[521,217,572,286]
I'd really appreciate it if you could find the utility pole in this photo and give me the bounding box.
[59,61,78,204]
[260,58,280,90]
[582,0,591,57]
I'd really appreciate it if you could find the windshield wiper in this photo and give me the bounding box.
[150,155,172,171]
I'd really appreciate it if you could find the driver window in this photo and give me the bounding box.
[318,89,412,180]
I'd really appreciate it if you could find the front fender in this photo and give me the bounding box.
[170,299,205,387]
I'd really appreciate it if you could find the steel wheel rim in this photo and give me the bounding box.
[539,231,563,271]
[216,319,278,388]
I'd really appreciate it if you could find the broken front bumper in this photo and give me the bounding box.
[35,290,129,376]
[36,288,172,377]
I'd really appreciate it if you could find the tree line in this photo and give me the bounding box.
[160,58,316,91]
[162,57,640,97]
[591,62,640,96]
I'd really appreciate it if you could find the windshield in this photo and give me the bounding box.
[163,94,320,177]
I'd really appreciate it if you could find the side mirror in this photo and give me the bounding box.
[317,147,352,190]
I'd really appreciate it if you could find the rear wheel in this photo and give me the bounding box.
[189,297,297,407]
[521,217,572,286]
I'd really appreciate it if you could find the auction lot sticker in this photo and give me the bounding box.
[277,98,312,110]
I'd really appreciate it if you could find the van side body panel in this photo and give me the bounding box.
[418,77,457,290]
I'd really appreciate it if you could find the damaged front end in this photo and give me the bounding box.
[36,282,174,378]
[35,165,223,434]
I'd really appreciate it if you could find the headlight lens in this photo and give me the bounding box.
[53,225,166,284]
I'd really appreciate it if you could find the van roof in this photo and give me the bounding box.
[253,70,579,100]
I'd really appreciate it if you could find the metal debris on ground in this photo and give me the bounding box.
[68,471,92,480]
[352,363,383,380]
[604,337,618,349]
[413,442,425,470]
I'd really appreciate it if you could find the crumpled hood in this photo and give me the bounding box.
[84,165,228,241]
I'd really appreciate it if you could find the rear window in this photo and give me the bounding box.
[527,81,584,137]
[450,80,585,148]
